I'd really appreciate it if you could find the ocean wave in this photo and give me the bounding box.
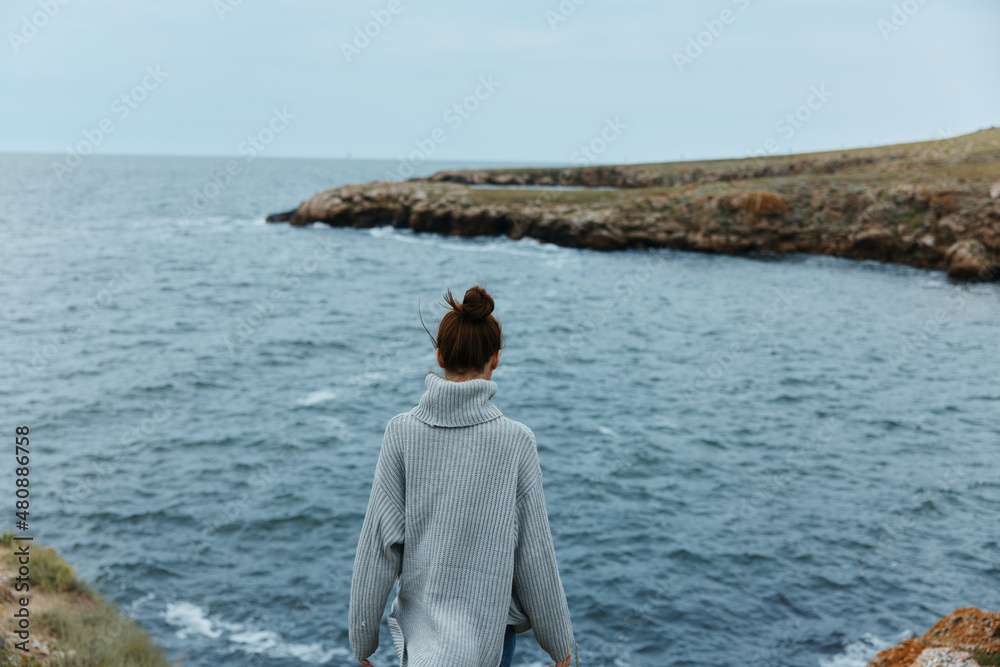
[296,388,338,406]
[165,601,221,639]
[164,600,347,664]
[819,633,894,667]
[366,225,563,257]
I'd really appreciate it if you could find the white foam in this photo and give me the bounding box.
[819,633,894,667]
[297,388,338,406]
[163,601,348,664]
[287,642,349,663]
[230,629,279,651]
[165,601,222,639]
[228,626,347,663]
[366,225,555,257]
[127,591,156,616]
[367,226,399,238]
[171,215,265,232]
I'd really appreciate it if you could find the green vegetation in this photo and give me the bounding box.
[974,649,1000,666]
[2,544,90,598]
[435,127,1000,209]
[453,185,622,207]
[470,127,1000,179]
[32,603,170,667]
[0,532,170,667]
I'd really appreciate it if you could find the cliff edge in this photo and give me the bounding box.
[0,533,171,666]
[268,128,1000,281]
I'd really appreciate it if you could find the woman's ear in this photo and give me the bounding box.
[436,348,445,369]
[490,349,500,370]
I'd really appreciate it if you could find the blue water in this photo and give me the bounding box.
[1,153,999,667]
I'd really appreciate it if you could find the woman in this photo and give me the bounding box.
[349,285,574,667]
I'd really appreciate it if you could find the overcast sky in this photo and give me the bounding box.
[1,0,997,164]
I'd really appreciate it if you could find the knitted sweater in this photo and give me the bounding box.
[348,371,575,667]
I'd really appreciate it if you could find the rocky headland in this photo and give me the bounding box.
[268,128,1000,280]
[869,607,1000,667]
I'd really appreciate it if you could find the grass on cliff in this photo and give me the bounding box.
[0,532,170,667]
[464,187,623,206]
[465,127,1000,180]
[0,532,90,596]
[449,127,1000,209]
[974,649,1000,666]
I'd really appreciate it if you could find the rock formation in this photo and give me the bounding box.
[268,129,1000,281]
[869,607,1000,667]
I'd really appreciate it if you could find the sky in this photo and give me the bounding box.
[1,0,998,165]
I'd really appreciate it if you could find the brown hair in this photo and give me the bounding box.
[420,285,504,374]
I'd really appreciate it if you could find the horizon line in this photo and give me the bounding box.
[1,125,995,169]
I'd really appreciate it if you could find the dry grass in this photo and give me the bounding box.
[0,533,171,666]
[439,128,1000,207]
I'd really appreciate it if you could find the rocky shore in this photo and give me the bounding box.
[869,607,1000,667]
[268,129,1000,280]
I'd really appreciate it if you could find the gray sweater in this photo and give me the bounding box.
[348,371,575,667]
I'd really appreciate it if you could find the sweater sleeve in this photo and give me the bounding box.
[348,426,406,661]
[513,435,575,663]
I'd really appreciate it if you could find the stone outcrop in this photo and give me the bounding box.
[868,607,1000,667]
[266,208,297,223]
[945,240,999,281]
[268,129,1000,281]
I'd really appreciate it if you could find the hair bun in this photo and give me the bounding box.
[460,286,494,321]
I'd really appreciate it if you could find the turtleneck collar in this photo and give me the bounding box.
[410,371,503,428]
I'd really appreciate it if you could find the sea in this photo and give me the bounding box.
[1,152,998,667]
